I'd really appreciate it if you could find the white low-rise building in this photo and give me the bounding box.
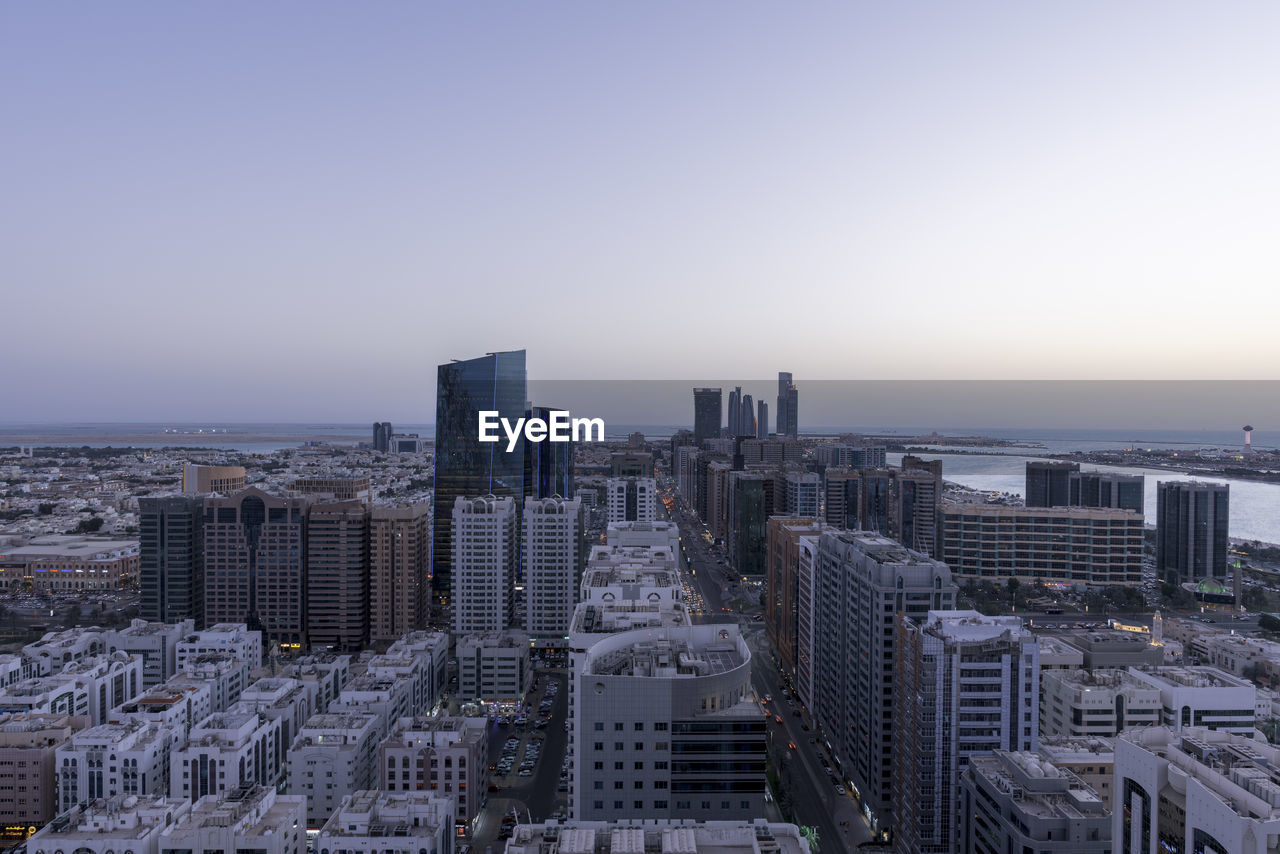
[111,680,214,735]
[286,712,381,828]
[327,673,412,741]
[233,677,318,757]
[179,653,252,713]
[106,619,193,688]
[159,784,306,854]
[1127,666,1257,735]
[0,651,142,725]
[368,631,449,716]
[379,714,489,834]
[606,521,680,551]
[280,654,351,711]
[177,624,264,670]
[23,627,110,676]
[172,710,284,801]
[56,719,181,813]
[504,820,812,854]
[29,795,191,854]
[1041,669,1163,738]
[314,791,454,854]
[456,631,531,705]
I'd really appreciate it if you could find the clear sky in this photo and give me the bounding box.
[4,2,1279,421]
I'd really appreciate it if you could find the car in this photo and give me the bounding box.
[774,715,783,724]
[788,741,797,750]
[835,785,845,795]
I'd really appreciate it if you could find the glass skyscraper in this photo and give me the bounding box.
[525,404,575,500]
[432,349,528,611]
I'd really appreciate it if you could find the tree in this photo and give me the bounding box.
[62,603,81,628]
[72,517,104,534]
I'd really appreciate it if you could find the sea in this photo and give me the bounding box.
[3,422,1278,544]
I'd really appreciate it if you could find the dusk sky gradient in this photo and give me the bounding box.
[4,3,1279,421]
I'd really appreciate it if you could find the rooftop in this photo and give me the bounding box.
[505,820,811,854]
[968,751,1106,820]
[1124,727,1280,817]
[586,635,744,679]
[922,610,1028,643]
[573,603,690,636]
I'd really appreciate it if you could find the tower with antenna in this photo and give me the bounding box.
[1243,425,1254,454]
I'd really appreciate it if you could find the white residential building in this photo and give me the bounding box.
[524,496,586,645]
[784,471,821,517]
[370,632,449,716]
[159,785,306,854]
[327,672,412,742]
[605,521,680,551]
[233,677,318,758]
[0,652,143,725]
[106,619,193,688]
[1125,666,1257,734]
[111,680,214,735]
[28,795,192,854]
[1040,669,1163,738]
[451,495,518,635]
[171,710,284,801]
[379,714,488,834]
[456,630,531,704]
[314,791,454,854]
[606,477,657,524]
[279,654,351,712]
[176,623,264,670]
[56,719,181,812]
[505,820,811,854]
[179,653,252,713]
[22,627,110,676]
[286,712,381,828]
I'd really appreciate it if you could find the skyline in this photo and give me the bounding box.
[5,2,1280,421]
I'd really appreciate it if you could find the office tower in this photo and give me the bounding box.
[765,518,831,683]
[305,500,369,652]
[813,532,956,841]
[705,461,732,542]
[372,422,393,452]
[692,387,723,444]
[695,453,729,521]
[941,505,1144,585]
[1156,481,1230,584]
[1072,471,1145,514]
[893,611,1039,854]
[727,471,767,575]
[203,488,312,650]
[606,477,658,524]
[526,404,575,499]
[668,430,695,473]
[524,496,585,644]
[776,372,798,438]
[959,750,1111,854]
[368,503,431,643]
[572,624,766,821]
[894,462,941,557]
[817,444,888,470]
[783,471,820,517]
[610,452,654,477]
[738,438,802,466]
[822,468,892,532]
[182,464,247,495]
[432,350,527,613]
[1115,726,1280,854]
[451,495,518,636]
[728,387,741,436]
[1026,460,1080,507]
[139,496,206,627]
[741,394,755,437]
[756,400,768,439]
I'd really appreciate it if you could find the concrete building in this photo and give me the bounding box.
[1126,666,1257,734]
[1038,736,1116,811]
[525,496,586,646]
[605,521,680,551]
[610,453,654,477]
[822,468,891,533]
[115,680,215,734]
[456,631,531,705]
[327,672,412,742]
[764,518,831,683]
[139,495,206,627]
[1051,629,1165,669]
[960,750,1110,854]
[692,388,722,445]
[505,820,812,854]
[377,632,450,715]
[1156,481,1230,584]
[606,478,657,524]
[812,532,956,839]
[1026,461,1079,508]
[106,619,192,689]
[28,796,192,854]
[378,713,488,834]
[203,488,313,650]
[286,712,381,828]
[941,504,1145,586]
[183,464,247,495]
[580,562,683,607]
[178,653,252,714]
[314,791,454,854]
[232,677,318,763]
[1040,669,1163,738]
[0,713,89,827]
[0,536,139,593]
[893,611,1040,854]
[172,710,285,801]
[1115,726,1280,854]
[306,500,370,651]
[159,785,306,854]
[289,476,371,502]
[894,459,942,558]
[176,623,264,670]
[783,472,820,518]
[451,495,518,636]
[0,652,142,725]
[572,624,766,822]
[56,718,180,812]
[279,654,350,713]
[369,503,431,643]
[23,627,109,676]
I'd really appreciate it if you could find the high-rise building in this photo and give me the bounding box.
[765,518,832,683]
[894,460,942,557]
[728,387,741,436]
[572,624,765,821]
[728,471,767,575]
[823,468,892,533]
[609,452,653,477]
[1156,481,1230,584]
[524,496,585,645]
[305,500,369,652]
[1072,471,1145,514]
[525,405,575,499]
[692,387,722,444]
[368,503,431,643]
[432,350,527,613]
[450,495,518,636]
[741,394,755,437]
[606,477,657,523]
[203,488,312,650]
[812,532,956,841]
[756,400,768,439]
[289,476,371,502]
[372,422,393,452]
[893,611,1039,854]
[139,495,205,627]
[776,372,798,438]
[1026,461,1080,507]
[783,471,820,518]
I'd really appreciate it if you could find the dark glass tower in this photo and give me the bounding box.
[139,495,205,627]
[692,387,722,444]
[1157,481,1229,584]
[1025,460,1079,507]
[432,350,527,612]
[776,372,798,438]
[525,404,575,500]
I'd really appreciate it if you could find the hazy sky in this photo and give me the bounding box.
[5,3,1279,421]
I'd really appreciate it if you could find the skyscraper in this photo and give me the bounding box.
[1025,460,1079,507]
[525,405,575,500]
[727,387,741,436]
[740,393,755,437]
[369,503,431,643]
[1156,480,1230,584]
[756,400,768,439]
[305,500,369,651]
[776,372,798,438]
[895,457,942,557]
[451,495,518,636]
[372,422,393,453]
[139,495,205,627]
[433,350,527,613]
[524,496,585,645]
[692,387,722,444]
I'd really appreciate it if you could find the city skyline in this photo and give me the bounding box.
[6,3,1280,422]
